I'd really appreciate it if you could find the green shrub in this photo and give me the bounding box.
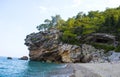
[61,30,77,44]
[115,45,120,52]
[31,38,37,41]
[91,43,115,52]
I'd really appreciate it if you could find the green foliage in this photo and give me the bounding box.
[73,26,84,35]
[98,7,120,34]
[37,15,63,31]
[115,45,120,52]
[61,30,77,44]
[36,6,120,45]
[91,43,115,52]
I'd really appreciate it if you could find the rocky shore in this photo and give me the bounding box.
[46,62,120,77]
[24,25,120,77]
[70,62,120,77]
[24,28,120,63]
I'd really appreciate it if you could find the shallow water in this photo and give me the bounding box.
[0,57,73,77]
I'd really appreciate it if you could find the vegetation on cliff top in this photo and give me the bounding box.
[36,6,120,51]
[37,6,120,42]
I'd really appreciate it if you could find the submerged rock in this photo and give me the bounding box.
[7,57,12,59]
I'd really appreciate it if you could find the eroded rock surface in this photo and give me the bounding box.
[24,28,120,63]
[82,33,117,46]
[25,29,95,63]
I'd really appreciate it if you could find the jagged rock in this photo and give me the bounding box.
[80,44,96,63]
[25,30,95,63]
[58,44,81,63]
[90,49,107,63]
[25,28,63,62]
[19,56,28,60]
[82,33,117,46]
[25,28,118,63]
[108,51,120,62]
[25,28,83,63]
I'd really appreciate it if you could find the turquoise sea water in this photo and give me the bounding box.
[0,57,73,77]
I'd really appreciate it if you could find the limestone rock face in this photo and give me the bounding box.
[82,33,117,46]
[25,29,61,62]
[25,28,115,63]
[80,44,96,63]
[24,28,86,63]
[58,44,81,63]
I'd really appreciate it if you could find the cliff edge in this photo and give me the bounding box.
[24,28,120,63]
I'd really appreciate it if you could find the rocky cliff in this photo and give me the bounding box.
[24,28,120,63]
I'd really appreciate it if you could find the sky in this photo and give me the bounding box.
[0,0,120,57]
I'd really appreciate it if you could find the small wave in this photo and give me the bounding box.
[0,67,7,69]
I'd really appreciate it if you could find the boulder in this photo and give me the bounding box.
[79,44,96,62]
[90,49,107,63]
[19,56,28,60]
[107,51,120,62]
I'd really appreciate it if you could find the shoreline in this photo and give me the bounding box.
[46,64,74,77]
[69,62,120,77]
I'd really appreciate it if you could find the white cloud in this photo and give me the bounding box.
[39,6,47,11]
[107,0,120,7]
[72,0,82,7]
